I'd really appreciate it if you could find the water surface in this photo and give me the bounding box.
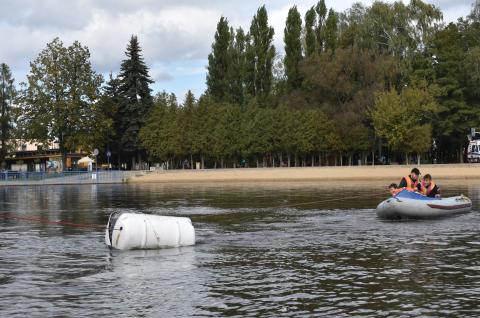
[0,182,479,317]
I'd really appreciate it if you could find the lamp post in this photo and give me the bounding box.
[107,150,111,171]
[93,148,99,182]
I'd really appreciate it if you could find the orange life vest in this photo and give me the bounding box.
[404,175,418,190]
[420,181,436,196]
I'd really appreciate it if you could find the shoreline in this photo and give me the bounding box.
[130,164,480,184]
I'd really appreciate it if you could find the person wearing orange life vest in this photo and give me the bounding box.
[398,168,421,191]
[389,183,402,196]
[419,174,440,198]
[388,183,413,196]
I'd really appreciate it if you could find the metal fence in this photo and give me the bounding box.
[0,170,150,186]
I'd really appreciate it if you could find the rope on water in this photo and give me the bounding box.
[0,212,105,229]
[270,192,385,209]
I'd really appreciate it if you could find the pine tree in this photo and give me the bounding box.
[304,7,317,56]
[183,90,196,168]
[206,17,231,102]
[117,35,153,169]
[0,63,15,164]
[284,6,303,90]
[246,5,276,98]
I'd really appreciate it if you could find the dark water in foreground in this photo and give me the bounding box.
[0,182,479,317]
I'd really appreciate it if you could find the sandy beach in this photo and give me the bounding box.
[130,164,480,184]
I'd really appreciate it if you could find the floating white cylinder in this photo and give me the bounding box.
[105,212,195,250]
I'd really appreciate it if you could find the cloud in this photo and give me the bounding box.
[0,0,473,99]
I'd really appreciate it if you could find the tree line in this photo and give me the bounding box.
[1,0,480,170]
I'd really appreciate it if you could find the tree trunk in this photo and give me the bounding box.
[349,155,352,166]
[459,147,464,163]
[417,154,421,165]
[311,155,315,167]
[318,153,321,167]
[256,158,259,168]
[405,153,409,165]
[294,154,298,167]
[190,154,193,170]
[272,156,275,168]
[221,158,224,169]
[279,153,283,167]
[334,155,337,166]
[287,154,291,167]
[340,155,343,166]
[201,155,205,169]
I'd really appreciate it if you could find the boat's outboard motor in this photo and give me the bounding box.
[105,212,195,250]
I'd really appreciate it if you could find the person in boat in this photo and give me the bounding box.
[398,168,420,191]
[418,174,440,198]
[389,183,401,196]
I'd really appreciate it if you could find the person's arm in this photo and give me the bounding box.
[434,185,441,197]
[398,177,407,188]
[417,183,423,193]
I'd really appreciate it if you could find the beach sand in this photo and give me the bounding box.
[130,164,480,184]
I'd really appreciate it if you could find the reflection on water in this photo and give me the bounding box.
[0,182,479,317]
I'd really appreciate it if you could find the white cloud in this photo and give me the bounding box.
[0,0,473,99]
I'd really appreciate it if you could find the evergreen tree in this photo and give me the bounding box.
[0,63,15,165]
[246,5,276,98]
[284,6,303,90]
[182,90,196,168]
[117,35,153,169]
[206,17,231,102]
[304,7,317,56]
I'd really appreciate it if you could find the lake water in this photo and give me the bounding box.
[0,182,479,317]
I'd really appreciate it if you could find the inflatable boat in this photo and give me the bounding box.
[376,190,472,220]
[105,212,195,250]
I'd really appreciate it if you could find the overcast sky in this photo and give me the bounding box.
[0,0,474,100]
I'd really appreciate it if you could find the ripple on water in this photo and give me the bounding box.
[0,183,480,317]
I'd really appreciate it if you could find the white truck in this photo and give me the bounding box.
[467,128,480,163]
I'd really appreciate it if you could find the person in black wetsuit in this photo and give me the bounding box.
[418,174,440,197]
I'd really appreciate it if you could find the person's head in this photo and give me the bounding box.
[389,183,398,195]
[423,174,432,186]
[410,168,420,181]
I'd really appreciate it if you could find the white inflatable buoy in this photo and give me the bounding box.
[105,212,195,250]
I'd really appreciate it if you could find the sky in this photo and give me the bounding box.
[0,0,474,101]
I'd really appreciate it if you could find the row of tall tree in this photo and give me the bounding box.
[0,0,479,169]
[200,0,480,165]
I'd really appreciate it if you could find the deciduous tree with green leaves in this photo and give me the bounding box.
[370,84,438,163]
[246,6,275,99]
[284,6,303,90]
[19,38,103,169]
